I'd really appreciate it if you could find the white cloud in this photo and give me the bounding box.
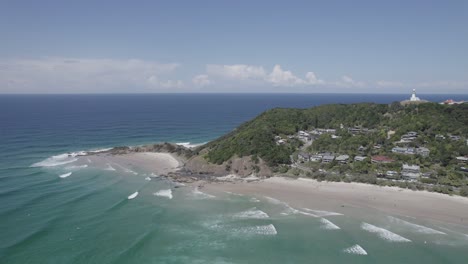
[305,71,325,85]
[336,75,366,87]
[206,64,266,80]
[205,63,325,87]
[192,74,212,87]
[148,75,184,89]
[267,64,305,86]
[0,57,182,93]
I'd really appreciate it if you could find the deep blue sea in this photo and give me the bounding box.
[1,93,468,264]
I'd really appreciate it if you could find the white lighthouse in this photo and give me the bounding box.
[410,89,420,102]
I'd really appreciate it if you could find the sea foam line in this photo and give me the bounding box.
[154,189,173,199]
[387,216,446,235]
[128,191,139,200]
[59,172,72,178]
[361,222,411,242]
[320,218,340,230]
[265,196,317,217]
[303,208,343,217]
[191,188,215,199]
[343,244,367,255]
[233,208,269,219]
[235,224,278,236]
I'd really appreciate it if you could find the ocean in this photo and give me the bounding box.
[1,93,468,264]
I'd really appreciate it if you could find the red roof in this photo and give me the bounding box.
[371,155,394,162]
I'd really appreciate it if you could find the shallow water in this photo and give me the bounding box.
[1,94,468,263]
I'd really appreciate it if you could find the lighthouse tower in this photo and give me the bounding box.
[410,89,420,102]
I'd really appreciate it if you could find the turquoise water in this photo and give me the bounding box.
[1,94,468,263]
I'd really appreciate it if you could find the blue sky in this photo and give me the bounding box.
[0,0,467,93]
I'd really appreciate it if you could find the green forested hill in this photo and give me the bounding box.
[200,102,468,167]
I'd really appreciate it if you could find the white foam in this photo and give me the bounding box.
[192,188,215,199]
[104,164,116,171]
[154,189,173,199]
[387,216,446,235]
[175,142,207,149]
[361,222,411,242]
[303,208,343,217]
[32,153,78,167]
[236,224,277,235]
[145,177,151,181]
[250,197,261,203]
[233,208,269,219]
[343,244,367,255]
[66,164,88,169]
[320,218,340,230]
[264,196,316,217]
[59,172,72,178]
[88,148,113,153]
[128,191,139,200]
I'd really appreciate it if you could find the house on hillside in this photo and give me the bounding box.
[322,155,335,163]
[335,155,350,164]
[354,156,367,162]
[416,147,430,157]
[456,156,468,164]
[401,164,421,180]
[298,152,311,162]
[386,170,399,179]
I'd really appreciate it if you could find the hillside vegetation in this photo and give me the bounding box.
[201,102,468,167]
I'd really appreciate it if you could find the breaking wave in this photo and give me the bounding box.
[31,148,112,168]
[361,222,411,242]
[233,208,269,219]
[104,164,116,171]
[387,216,446,235]
[128,191,139,200]
[320,218,340,230]
[154,189,173,199]
[265,196,316,217]
[59,172,72,178]
[234,224,277,236]
[191,188,215,199]
[303,208,343,217]
[343,244,367,255]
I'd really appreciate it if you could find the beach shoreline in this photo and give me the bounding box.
[202,176,468,228]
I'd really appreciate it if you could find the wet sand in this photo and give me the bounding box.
[203,177,468,228]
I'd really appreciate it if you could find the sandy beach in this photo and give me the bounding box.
[203,177,468,228]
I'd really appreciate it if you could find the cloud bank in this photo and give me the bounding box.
[0,58,466,93]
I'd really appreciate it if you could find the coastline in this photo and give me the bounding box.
[202,176,468,228]
[80,146,468,228]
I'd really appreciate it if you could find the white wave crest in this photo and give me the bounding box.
[236,224,277,235]
[66,164,88,169]
[191,188,215,199]
[176,142,207,149]
[265,196,317,217]
[59,172,72,178]
[145,177,151,181]
[387,216,446,235]
[343,244,367,255]
[104,164,116,171]
[154,189,173,199]
[320,218,340,230]
[361,223,411,242]
[32,153,78,167]
[233,208,269,219]
[250,197,260,203]
[128,191,139,200]
[303,208,343,217]
[88,148,113,153]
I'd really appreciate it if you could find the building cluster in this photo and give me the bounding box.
[391,146,430,157]
[298,152,350,164]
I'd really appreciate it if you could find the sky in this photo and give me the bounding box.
[0,0,467,94]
